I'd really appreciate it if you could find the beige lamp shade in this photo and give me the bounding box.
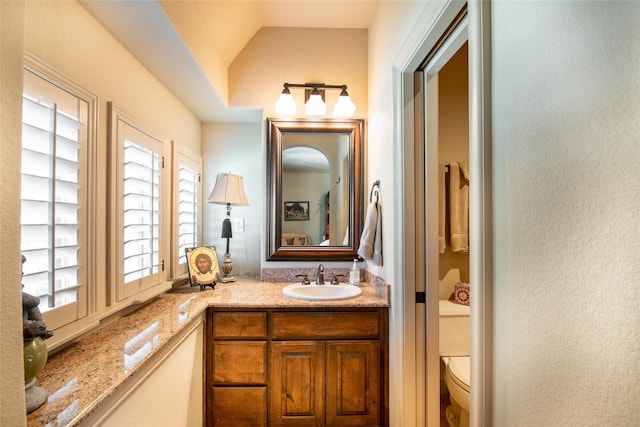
[207,173,249,206]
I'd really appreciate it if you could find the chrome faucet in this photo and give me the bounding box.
[315,264,325,285]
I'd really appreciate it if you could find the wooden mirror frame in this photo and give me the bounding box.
[266,118,364,261]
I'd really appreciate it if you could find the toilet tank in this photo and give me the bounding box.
[439,300,470,356]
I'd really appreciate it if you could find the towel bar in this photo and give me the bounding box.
[369,179,380,204]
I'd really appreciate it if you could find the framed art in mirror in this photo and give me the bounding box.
[284,201,310,221]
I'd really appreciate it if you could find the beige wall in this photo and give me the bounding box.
[438,42,469,299]
[1,0,28,423]
[159,0,229,104]
[281,171,329,243]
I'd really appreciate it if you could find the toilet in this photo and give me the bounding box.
[439,300,470,427]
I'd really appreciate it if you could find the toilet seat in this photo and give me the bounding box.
[446,356,470,393]
[444,356,470,414]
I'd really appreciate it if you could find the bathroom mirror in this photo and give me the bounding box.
[266,118,364,261]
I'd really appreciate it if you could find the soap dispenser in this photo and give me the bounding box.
[349,259,360,285]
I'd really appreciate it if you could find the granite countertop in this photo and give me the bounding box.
[26,280,389,426]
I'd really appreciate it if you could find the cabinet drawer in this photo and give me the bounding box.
[272,311,380,339]
[213,341,267,384]
[213,311,267,338]
[213,386,267,426]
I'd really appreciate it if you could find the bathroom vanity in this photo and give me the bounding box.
[26,280,388,427]
[208,307,388,426]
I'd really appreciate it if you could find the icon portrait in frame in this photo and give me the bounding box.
[185,246,220,290]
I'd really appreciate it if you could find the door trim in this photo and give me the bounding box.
[391,1,493,425]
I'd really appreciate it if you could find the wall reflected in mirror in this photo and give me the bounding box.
[281,133,349,247]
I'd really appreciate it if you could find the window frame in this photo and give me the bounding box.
[107,102,172,305]
[20,53,98,340]
[171,143,202,280]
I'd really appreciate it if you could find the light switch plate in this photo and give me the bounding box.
[232,217,245,233]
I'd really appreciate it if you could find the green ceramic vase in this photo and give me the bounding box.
[24,337,48,382]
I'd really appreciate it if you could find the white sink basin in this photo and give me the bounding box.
[282,283,363,301]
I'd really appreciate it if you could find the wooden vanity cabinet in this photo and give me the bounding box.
[207,308,388,427]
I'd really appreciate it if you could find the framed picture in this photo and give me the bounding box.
[284,201,310,221]
[185,246,220,290]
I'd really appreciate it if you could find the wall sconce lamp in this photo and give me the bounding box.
[207,172,249,282]
[275,83,356,117]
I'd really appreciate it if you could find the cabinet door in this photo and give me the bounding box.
[326,341,381,427]
[270,341,325,427]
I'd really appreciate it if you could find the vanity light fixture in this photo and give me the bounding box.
[275,83,356,117]
[207,172,249,282]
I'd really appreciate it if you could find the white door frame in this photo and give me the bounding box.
[391,1,493,425]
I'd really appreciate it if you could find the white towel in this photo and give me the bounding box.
[449,162,469,253]
[358,202,383,266]
[372,203,383,266]
[438,164,446,253]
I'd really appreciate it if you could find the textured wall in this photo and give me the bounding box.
[0,1,28,423]
[492,2,640,425]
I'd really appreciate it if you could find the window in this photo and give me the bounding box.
[109,104,171,302]
[20,65,95,331]
[172,144,202,278]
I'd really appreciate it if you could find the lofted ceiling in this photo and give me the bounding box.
[80,1,381,122]
[184,1,380,68]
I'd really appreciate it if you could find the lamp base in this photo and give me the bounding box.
[221,251,235,282]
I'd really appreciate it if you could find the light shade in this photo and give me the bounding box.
[305,91,327,116]
[207,173,249,206]
[275,91,296,115]
[332,89,356,117]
